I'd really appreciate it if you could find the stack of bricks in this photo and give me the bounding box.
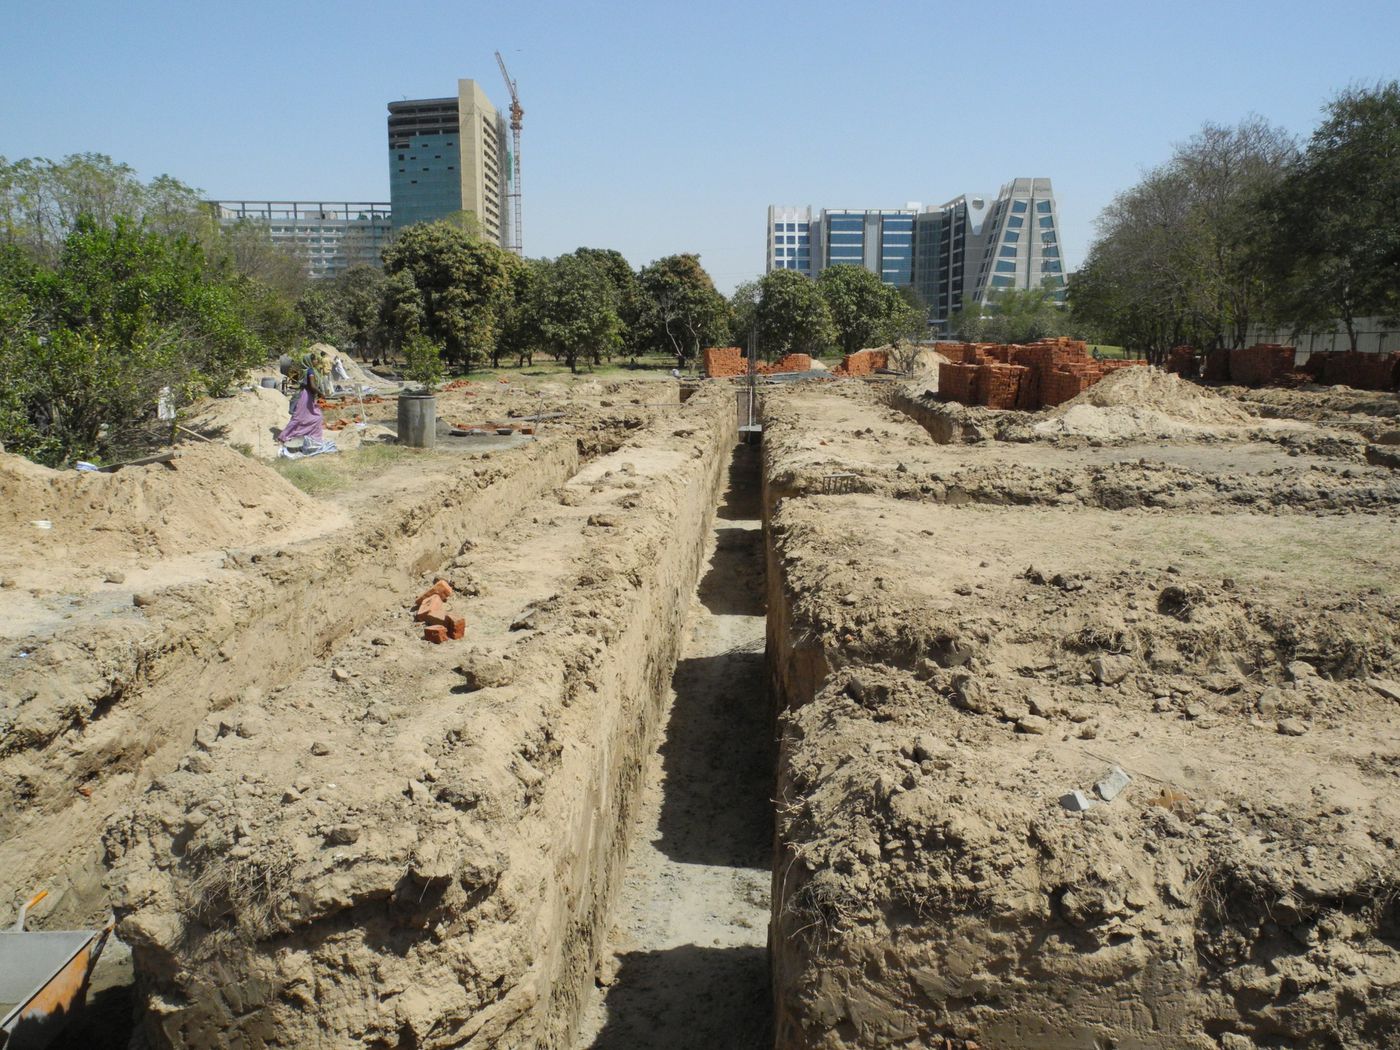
[833,348,890,376]
[1202,347,1231,382]
[701,346,746,378]
[936,338,1148,410]
[1228,343,1296,387]
[701,347,815,378]
[413,579,466,643]
[1164,346,1200,376]
[758,353,813,375]
[1299,350,1400,391]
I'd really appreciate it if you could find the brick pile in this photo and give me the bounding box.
[1228,344,1297,387]
[833,349,890,377]
[935,338,1149,410]
[1165,346,1200,377]
[701,347,814,378]
[412,579,466,643]
[1299,350,1400,391]
[759,353,813,375]
[1202,347,1232,382]
[701,346,746,378]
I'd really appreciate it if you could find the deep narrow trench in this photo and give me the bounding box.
[575,440,773,1049]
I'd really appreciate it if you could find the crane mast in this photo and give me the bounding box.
[494,50,523,256]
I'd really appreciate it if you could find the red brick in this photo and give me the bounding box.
[415,594,447,624]
[445,614,466,640]
[415,580,452,606]
[423,625,448,644]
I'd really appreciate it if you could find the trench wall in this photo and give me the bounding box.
[109,388,739,1048]
[758,386,1400,1050]
[1,437,584,925]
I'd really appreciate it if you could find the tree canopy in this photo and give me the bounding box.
[636,254,729,368]
[817,265,922,354]
[757,269,835,358]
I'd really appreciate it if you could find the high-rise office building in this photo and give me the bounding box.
[209,201,392,280]
[388,80,509,245]
[767,178,1064,333]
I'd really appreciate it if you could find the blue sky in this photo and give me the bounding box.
[3,0,1397,292]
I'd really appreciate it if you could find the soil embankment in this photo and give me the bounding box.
[2,436,581,928]
[109,388,741,1048]
[761,382,1400,1049]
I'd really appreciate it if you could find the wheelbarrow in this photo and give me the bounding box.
[0,892,112,1050]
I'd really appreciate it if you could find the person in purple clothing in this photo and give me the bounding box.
[277,352,325,449]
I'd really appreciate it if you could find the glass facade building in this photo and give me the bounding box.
[766,179,1063,334]
[388,80,510,246]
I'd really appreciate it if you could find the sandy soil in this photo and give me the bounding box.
[575,442,773,1050]
[761,381,1400,1049]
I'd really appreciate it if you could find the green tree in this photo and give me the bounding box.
[574,247,642,358]
[528,252,622,373]
[817,265,924,355]
[1256,81,1400,349]
[379,221,516,369]
[333,264,389,358]
[757,269,835,358]
[1070,118,1295,360]
[955,283,1071,344]
[637,254,729,369]
[0,216,264,465]
[728,279,762,354]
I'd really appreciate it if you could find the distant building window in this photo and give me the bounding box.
[1011,200,1028,213]
[991,275,1013,287]
[995,259,1017,273]
[1000,246,1017,258]
[1004,231,1020,243]
[1007,216,1024,229]
[1036,200,1052,213]
[1042,232,1057,244]
[1039,216,1054,228]
[1043,261,1062,273]
[397,154,405,161]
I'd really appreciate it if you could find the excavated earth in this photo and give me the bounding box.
[6,368,1400,1050]
[106,384,739,1048]
[763,380,1400,1050]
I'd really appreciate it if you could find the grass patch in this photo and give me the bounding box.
[272,442,413,497]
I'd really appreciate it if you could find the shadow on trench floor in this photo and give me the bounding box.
[586,945,772,1050]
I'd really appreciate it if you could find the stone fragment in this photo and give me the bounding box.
[1367,678,1400,702]
[1091,654,1132,685]
[1060,790,1095,813]
[1287,660,1318,681]
[1277,718,1308,736]
[104,570,126,584]
[309,741,332,756]
[331,667,351,682]
[325,824,360,846]
[1095,765,1132,802]
[456,653,513,691]
[1016,715,1050,735]
[950,674,990,714]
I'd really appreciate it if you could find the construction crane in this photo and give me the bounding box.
[495,50,524,256]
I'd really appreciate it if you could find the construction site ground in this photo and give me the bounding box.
[2,365,1398,1049]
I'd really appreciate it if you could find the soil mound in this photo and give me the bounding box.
[885,344,950,376]
[1035,366,1252,440]
[0,443,325,566]
[186,386,289,459]
[1062,366,1251,424]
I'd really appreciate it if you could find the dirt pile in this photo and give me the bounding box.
[184,386,289,458]
[0,443,323,569]
[885,344,950,379]
[1032,367,1255,441]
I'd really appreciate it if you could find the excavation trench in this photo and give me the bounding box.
[107,387,765,1048]
[574,440,773,1049]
